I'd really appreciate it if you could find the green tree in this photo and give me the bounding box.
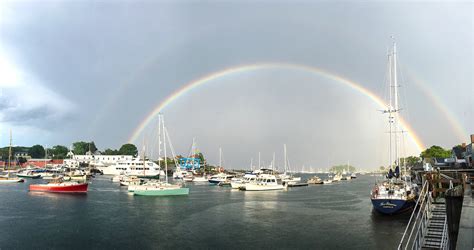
[73,141,97,155]
[403,156,421,167]
[18,157,27,164]
[49,145,69,159]
[329,164,356,173]
[119,144,138,156]
[103,148,119,155]
[28,145,45,158]
[420,145,452,159]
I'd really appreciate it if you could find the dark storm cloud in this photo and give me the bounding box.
[0,1,472,168]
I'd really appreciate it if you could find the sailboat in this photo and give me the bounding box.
[133,114,189,196]
[279,144,301,184]
[208,147,234,185]
[181,138,208,182]
[0,130,25,183]
[370,40,417,215]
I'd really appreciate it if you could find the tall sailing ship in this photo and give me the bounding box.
[370,40,417,215]
[0,130,24,183]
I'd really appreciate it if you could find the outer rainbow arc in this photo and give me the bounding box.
[128,62,425,152]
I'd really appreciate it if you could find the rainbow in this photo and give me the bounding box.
[128,62,425,151]
[404,70,468,143]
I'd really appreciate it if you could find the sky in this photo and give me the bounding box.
[0,0,472,170]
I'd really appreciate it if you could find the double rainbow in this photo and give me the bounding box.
[128,62,425,152]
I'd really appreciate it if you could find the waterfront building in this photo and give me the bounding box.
[63,151,134,167]
[27,159,63,167]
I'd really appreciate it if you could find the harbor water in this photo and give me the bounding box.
[0,175,410,249]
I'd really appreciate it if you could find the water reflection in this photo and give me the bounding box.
[28,191,87,200]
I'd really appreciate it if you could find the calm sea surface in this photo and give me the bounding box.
[0,175,409,249]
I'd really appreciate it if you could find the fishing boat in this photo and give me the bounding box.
[332,173,342,182]
[120,176,143,186]
[0,131,25,183]
[242,174,284,191]
[183,175,194,182]
[17,170,42,179]
[29,178,88,193]
[208,173,234,185]
[191,175,209,182]
[370,40,417,215]
[132,114,189,196]
[231,172,257,189]
[323,179,333,184]
[307,176,323,184]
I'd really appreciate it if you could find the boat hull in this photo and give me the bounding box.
[208,179,224,185]
[0,178,25,183]
[17,174,42,179]
[371,198,415,215]
[29,183,88,193]
[244,184,284,191]
[133,187,189,196]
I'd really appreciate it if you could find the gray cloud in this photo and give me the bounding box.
[0,1,472,169]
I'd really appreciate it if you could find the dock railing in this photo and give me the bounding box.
[397,180,430,250]
[440,215,449,249]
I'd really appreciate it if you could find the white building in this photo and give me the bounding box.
[63,151,134,167]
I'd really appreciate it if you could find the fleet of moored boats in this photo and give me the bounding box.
[1,41,421,216]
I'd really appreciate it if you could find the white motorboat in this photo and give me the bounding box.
[97,157,165,178]
[307,176,323,184]
[191,175,208,182]
[231,173,257,189]
[242,174,284,191]
[208,173,234,185]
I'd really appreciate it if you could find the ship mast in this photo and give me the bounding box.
[284,144,287,175]
[162,114,168,184]
[158,113,162,170]
[384,38,401,173]
[392,40,400,170]
[219,147,222,173]
[8,130,12,178]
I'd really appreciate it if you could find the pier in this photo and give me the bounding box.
[398,171,473,249]
[457,175,473,249]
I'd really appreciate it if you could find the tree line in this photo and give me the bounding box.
[0,141,139,161]
[378,145,455,171]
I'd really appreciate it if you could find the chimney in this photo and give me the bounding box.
[471,134,474,143]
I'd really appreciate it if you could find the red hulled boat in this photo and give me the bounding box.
[29,182,88,193]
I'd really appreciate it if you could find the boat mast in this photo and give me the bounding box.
[392,40,400,171]
[158,114,162,170]
[219,147,222,173]
[272,152,275,174]
[284,144,287,175]
[162,114,168,184]
[258,152,261,169]
[8,130,12,178]
[388,50,394,172]
[142,139,146,177]
[191,138,196,171]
